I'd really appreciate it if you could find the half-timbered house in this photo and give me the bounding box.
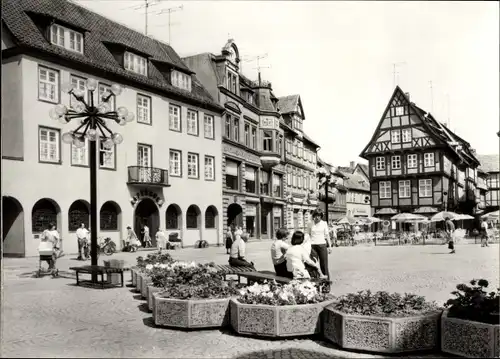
[360,86,481,218]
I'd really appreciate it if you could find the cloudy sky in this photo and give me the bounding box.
[74,0,499,167]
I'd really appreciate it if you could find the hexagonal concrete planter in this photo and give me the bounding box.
[131,268,137,286]
[135,272,143,293]
[230,298,334,337]
[441,310,500,358]
[141,275,152,299]
[147,285,163,312]
[152,293,231,329]
[323,307,441,353]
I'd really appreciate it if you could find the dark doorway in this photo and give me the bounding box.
[2,196,25,257]
[261,204,272,239]
[134,198,159,247]
[227,203,243,228]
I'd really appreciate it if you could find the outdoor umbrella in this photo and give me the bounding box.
[430,211,459,222]
[337,217,353,225]
[482,210,499,221]
[391,213,427,222]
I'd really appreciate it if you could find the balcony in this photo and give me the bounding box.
[127,166,170,187]
[260,151,281,170]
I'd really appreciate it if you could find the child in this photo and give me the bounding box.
[271,228,290,277]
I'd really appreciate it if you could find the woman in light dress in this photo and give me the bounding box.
[39,222,63,273]
[125,226,140,252]
[285,231,322,279]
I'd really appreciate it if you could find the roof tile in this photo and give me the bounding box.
[476,154,500,173]
[277,95,299,114]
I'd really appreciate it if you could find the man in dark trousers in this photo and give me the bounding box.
[445,216,456,254]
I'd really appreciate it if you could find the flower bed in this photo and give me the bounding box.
[441,279,500,358]
[231,281,334,337]
[323,290,441,353]
[152,262,242,329]
[133,253,174,295]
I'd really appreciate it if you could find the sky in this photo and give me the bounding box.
[74,0,499,167]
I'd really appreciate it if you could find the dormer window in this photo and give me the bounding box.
[50,24,83,54]
[226,70,238,95]
[124,51,147,76]
[171,70,192,91]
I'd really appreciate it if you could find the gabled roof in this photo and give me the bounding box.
[302,132,320,148]
[2,0,221,111]
[337,166,354,174]
[476,154,500,173]
[355,163,369,178]
[277,95,305,119]
[360,86,480,167]
[340,172,370,192]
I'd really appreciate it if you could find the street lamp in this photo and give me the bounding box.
[443,191,448,212]
[316,166,339,225]
[49,79,133,276]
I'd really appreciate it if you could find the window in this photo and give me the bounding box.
[100,202,119,230]
[98,83,115,111]
[186,110,198,136]
[260,170,270,195]
[186,206,200,229]
[419,179,432,197]
[205,207,217,229]
[50,24,83,53]
[245,166,256,193]
[263,131,273,151]
[99,141,115,169]
[71,135,88,166]
[424,153,434,167]
[137,94,151,124]
[187,153,199,178]
[376,157,385,170]
[402,129,412,143]
[226,160,239,190]
[379,181,391,199]
[399,180,411,198]
[70,75,86,108]
[169,150,182,177]
[39,127,60,163]
[166,205,179,229]
[225,115,231,138]
[226,70,238,94]
[124,51,148,76]
[277,135,283,155]
[68,201,89,231]
[391,156,401,169]
[32,199,58,233]
[391,130,401,143]
[171,70,192,91]
[38,67,59,103]
[273,174,282,197]
[244,123,250,147]
[251,127,257,149]
[169,104,181,131]
[204,114,214,139]
[204,155,215,180]
[137,144,152,167]
[407,154,417,168]
[395,106,404,116]
[232,118,239,142]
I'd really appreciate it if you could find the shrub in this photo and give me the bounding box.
[444,279,499,325]
[237,280,333,306]
[136,252,174,270]
[332,290,441,317]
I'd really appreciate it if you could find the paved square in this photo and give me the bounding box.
[1,241,498,358]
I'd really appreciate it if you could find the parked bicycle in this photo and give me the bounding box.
[81,236,116,260]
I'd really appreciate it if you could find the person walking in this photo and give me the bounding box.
[156,228,167,253]
[270,228,290,277]
[445,216,456,254]
[307,209,332,279]
[76,223,89,260]
[40,223,63,274]
[142,224,152,248]
[225,223,235,254]
[125,226,140,252]
[480,218,490,247]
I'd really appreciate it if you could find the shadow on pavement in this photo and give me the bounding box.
[132,294,143,301]
[232,348,343,359]
[137,303,150,313]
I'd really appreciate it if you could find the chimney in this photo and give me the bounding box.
[405,92,410,100]
[350,161,355,169]
[471,148,477,155]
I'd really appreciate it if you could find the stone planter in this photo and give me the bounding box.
[131,268,137,286]
[147,285,163,311]
[136,272,143,293]
[230,298,333,337]
[323,307,441,353]
[441,309,500,358]
[141,275,152,299]
[152,293,231,328]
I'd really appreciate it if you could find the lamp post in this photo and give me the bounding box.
[443,191,448,212]
[316,166,338,225]
[49,79,133,277]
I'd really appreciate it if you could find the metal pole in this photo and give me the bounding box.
[324,178,329,225]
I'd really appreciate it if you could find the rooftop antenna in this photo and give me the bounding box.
[156,5,184,44]
[392,62,406,88]
[429,80,434,113]
[241,53,267,74]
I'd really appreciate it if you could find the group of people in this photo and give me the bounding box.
[225,209,332,280]
[444,216,492,253]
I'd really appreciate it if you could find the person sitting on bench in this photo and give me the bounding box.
[229,228,254,268]
[285,231,322,279]
[271,228,291,277]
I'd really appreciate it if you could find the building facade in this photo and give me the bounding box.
[476,154,499,213]
[317,158,347,223]
[2,0,224,257]
[360,86,481,218]
[338,162,372,218]
[277,95,319,232]
[184,41,287,239]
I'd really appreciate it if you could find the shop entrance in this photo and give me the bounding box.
[227,203,243,229]
[134,198,159,247]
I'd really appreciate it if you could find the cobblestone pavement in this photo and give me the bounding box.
[1,241,497,358]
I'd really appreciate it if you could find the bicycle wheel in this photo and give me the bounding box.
[104,245,113,255]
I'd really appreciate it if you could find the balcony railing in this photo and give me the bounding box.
[127,166,170,187]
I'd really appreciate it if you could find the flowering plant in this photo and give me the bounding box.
[332,290,440,317]
[237,280,333,306]
[444,279,499,325]
[136,252,174,270]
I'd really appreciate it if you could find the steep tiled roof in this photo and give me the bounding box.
[476,154,500,173]
[2,0,221,111]
[340,172,370,192]
[337,166,354,174]
[357,163,369,175]
[277,95,299,114]
[302,133,320,148]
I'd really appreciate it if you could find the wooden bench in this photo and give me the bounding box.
[238,271,332,293]
[213,264,256,282]
[69,265,129,288]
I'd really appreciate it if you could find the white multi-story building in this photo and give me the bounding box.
[1,0,224,257]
